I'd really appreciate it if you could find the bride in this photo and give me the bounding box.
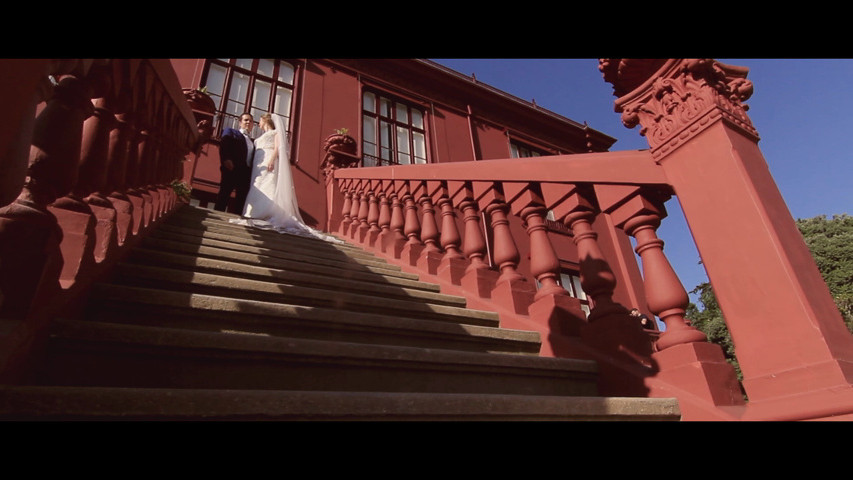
[233,113,339,243]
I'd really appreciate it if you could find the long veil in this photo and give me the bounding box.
[260,114,341,243]
[267,113,305,228]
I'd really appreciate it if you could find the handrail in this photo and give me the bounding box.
[335,149,668,186]
[0,59,200,381]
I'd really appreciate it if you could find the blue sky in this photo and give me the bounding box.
[431,59,851,306]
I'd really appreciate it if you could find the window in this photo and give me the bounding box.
[362,90,428,167]
[536,267,591,317]
[510,140,544,158]
[201,58,296,138]
[558,270,590,316]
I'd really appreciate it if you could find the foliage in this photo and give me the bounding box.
[795,214,853,331]
[686,213,853,382]
[685,282,742,380]
[170,180,192,202]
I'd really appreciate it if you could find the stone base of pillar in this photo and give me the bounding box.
[581,311,655,367]
[400,243,425,267]
[337,220,351,237]
[460,267,499,299]
[651,341,745,412]
[384,236,408,260]
[48,199,97,289]
[490,279,536,315]
[739,359,853,421]
[86,195,117,263]
[528,293,587,337]
[415,249,444,275]
[367,229,382,251]
[126,191,146,235]
[107,193,133,246]
[437,256,468,285]
[0,203,63,319]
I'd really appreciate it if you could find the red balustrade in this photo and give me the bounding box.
[0,59,200,381]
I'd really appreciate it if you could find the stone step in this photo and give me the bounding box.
[158,214,379,262]
[0,386,681,421]
[167,205,369,252]
[107,262,498,326]
[140,234,421,283]
[125,247,445,304]
[85,284,542,355]
[32,319,599,397]
[145,229,406,278]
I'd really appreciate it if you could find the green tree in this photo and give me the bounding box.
[795,214,853,331]
[686,213,853,382]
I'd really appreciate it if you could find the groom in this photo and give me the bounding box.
[214,112,254,214]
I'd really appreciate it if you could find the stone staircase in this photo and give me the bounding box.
[0,204,680,421]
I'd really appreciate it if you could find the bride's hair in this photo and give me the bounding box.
[260,113,275,129]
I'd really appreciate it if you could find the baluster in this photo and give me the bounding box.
[454,192,498,297]
[385,187,407,258]
[375,186,391,251]
[504,181,572,325]
[457,197,488,273]
[347,188,360,238]
[79,93,118,263]
[400,187,424,265]
[437,196,464,260]
[364,188,380,246]
[105,110,133,245]
[0,65,94,317]
[0,59,51,208]
[485,201,524,285]
[415,189,443,274]
[134,129,154,230]
[486,199,535,314]
[560,188,628,321]
[338,182,353,235]
[354,186,369,241]
[122,119,146,236]
[418,194,441,254]
[610,189,707,351]
[433,193,467,284]
[519,205,565,300]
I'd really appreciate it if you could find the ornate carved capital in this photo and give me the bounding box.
[601,59,758,159]
[321,133,359,184]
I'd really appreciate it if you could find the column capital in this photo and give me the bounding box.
[600,58,758,159]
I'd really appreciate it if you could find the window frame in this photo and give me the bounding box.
[534,263,592,317]
[200,58,298,139]
[361,88,429,167]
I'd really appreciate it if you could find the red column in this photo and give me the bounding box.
[604,58,852,419]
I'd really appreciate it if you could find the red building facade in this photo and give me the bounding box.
[170,58,653,326]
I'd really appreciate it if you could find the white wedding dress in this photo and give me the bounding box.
[231,115,341,244]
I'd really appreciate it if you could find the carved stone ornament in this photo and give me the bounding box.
[321,133,359,184]
[601,59,758,159]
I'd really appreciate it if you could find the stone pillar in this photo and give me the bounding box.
[602,58,853,419]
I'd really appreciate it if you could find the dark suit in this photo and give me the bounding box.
[215,127,252,213]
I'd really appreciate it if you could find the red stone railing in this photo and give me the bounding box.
[329,59,853,421]
[0,59,200,381]
[330,153,712,393]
